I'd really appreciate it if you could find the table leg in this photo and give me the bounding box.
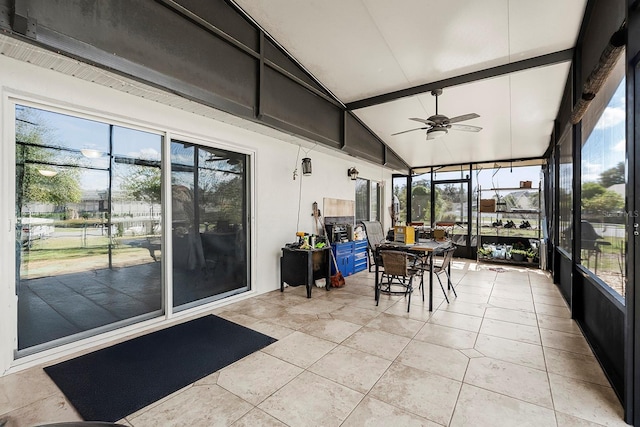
[306,253,312,298]
[429,252,434,311]
[420,254,426,302]
[325,248,331,291]
[375,258,380,304]
[280,256,285,293]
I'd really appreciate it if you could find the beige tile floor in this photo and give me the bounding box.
[0,260,629,426]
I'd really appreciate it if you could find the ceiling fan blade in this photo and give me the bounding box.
[409,117,435,126]
[392,126,428,136]
[448,113,480,124]
[450,124,482,132]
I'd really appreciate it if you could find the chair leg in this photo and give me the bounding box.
[437,273,450,303]
[445,271,457,297]
[407,277,412,312]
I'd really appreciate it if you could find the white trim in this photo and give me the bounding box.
[163,131,173,320]
[0,89,18,375]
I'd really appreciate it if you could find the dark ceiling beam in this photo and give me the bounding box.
[346,48,575,110]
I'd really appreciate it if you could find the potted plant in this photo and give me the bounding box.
[477,247,492,259]
[508,241,525,261]
[510,248,527,262]
[526,248,537,263]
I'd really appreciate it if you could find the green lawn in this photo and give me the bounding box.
[23,235,142,261]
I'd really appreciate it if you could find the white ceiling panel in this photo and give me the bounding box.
[363,0,510,85]
[508,0,587,60]
[509,61,572,158]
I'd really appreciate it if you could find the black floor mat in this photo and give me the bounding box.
[44,315,276,422]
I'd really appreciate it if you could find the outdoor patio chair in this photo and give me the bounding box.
[580,220,611,272]
[422,245,457,303]
[377,250,422,312]
[360,220,386,272]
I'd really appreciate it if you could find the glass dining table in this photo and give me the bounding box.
[374,239,453,311]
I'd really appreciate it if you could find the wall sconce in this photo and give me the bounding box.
[301,158,312,176]
[348,167,359,180]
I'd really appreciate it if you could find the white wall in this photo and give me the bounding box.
[0,54,394,373]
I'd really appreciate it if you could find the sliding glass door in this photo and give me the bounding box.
[170,140,249,311]
[14,104,251,354]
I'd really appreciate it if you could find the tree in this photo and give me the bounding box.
[393,183,407,222]
[582,182,606,200]
[15,107,82,213]
[598,162,625,188]
[582,190,624,214]
[120,165,161,204]
[411,184,430,221]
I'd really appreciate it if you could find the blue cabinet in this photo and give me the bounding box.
[353,240,368,273]
[331,242,354,276]
[331,240,368,276]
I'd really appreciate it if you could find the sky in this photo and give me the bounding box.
[581,78,626,184]
[18,105,162,191]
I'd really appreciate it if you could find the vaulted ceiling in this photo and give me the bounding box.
[233,0,587,168]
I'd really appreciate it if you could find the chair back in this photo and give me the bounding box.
[380,250,409,276]
[439,246,456,271]
[360,221,385,250]
[433,229,446,240]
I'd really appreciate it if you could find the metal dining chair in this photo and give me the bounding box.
[377,250,422,312]
[360,220,386,272]
[422,246,457,303]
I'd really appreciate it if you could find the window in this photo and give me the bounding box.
[558,126,573,254]
[580,55,626,297]
[355,178,380,222]
[392,175,408,225]
[474,164,541,239]
[411,172,431,225]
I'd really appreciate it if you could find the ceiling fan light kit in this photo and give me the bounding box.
[427,128,448,140]
[392,89,482,139]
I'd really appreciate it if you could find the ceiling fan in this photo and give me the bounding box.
[205,152,241,165]
[392,89,482,140]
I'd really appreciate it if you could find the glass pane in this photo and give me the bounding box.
[434,182,467,231]
[112,126,163,268]
[433,169,465,181]
[411,173,431,225]
[475,165,541,239]
[355,178,368,222]
[171,141,249,310]
[475,165,542,263]
[580,78,626,297]
[15,105,163,351]
[558,128,573,254]
[392,176,407,225]
[370,182,380,221]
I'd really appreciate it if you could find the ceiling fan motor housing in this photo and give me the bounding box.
[429,114,450,125]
